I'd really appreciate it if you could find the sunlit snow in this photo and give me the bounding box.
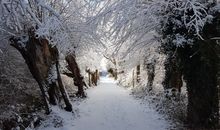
[38,77,170,130]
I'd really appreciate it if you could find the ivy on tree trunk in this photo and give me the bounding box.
[179,41,219,128]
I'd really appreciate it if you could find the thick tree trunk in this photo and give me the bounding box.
[10,34,52,114]
[163,54,183,95]
[216,42,220,122]
[65,54,86,98]
[180,41,219,128]
[10,29,72,113]
[146,62,155,91]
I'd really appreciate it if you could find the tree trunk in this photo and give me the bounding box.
[132,69,135,88]
[216,41,220,122]
[146,62,155,91]
[65,54,86,98]
[163,54,183,95]
[96,69,99,81]
[88,69,91,86]
[91,71,98,86]
[136,65,140,83]
[86,69,99,86]
[114,68,118,80]
[48,82,58,105]
[10,33,53,114]
[10,29,72,113]
[56,61,72,111]
[91,72,95,86]
[180,41,219,128]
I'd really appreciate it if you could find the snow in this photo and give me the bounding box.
[47,64,58,84]
[38,77,170,130]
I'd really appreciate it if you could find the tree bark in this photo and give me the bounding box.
[86,69,91,87]
[163,54,183,95]
[10,29,72,113]
[179,41,219,128]
[48,82,58,105]
[146,62,155,91]
[136,65,140,83]
[88,69,91,86]
[56,61,72,111]
[132,69,135,88]
[96,69,99,81]
[65,54,86,98]
[10,33,52,114]
[91,71,98,86]
[114,68,118,80]
[86,69,99,86]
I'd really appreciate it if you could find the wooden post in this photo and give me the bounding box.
[96,69,99,80]
[132,69,135,88]
[136,65,140,83]
[115,68,118,80]
[95,69,99,84]
[88,69,91,86]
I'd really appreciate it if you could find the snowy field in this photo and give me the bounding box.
[38,77,171,130]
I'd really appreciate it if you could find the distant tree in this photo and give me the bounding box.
[101,0,220,128]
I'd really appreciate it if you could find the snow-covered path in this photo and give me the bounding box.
[39,77,170,130]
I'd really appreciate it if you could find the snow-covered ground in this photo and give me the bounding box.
[38,77,171,130]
